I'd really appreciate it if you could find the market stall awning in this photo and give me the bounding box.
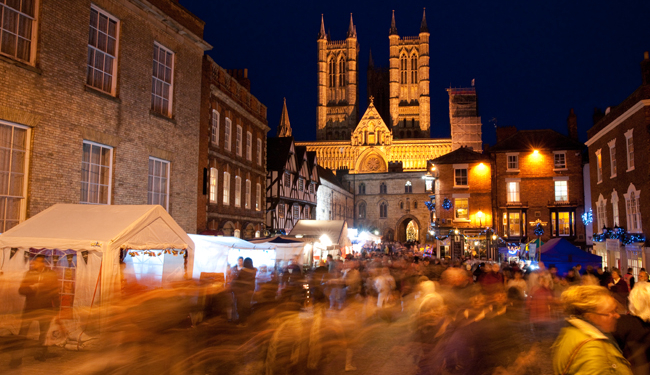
[289,220,351,247]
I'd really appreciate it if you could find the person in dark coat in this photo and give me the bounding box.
[10,255,60,367]
[232,257,257,325]
[614,282,650,375]
[609,269,630,309]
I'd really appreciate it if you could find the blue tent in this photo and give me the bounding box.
[539,238,602,276]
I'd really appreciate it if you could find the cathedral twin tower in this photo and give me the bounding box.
[317,10,431,141]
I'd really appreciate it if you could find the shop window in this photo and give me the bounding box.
[455,198,468,220]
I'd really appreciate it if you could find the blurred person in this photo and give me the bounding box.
[527,274,554,341]
[624,268,636,290]
[614,282,650,375]
[553,285,631,374]
[232,257,256,325]
[609,268,630,309]
[638,270,649,283]
[10,255,61,367]
[374,267,396,308]
[507,270,527,299]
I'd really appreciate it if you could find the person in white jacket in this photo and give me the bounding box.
[374,267,396,308]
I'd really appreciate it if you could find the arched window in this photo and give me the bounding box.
[405,181,412,193]
[400,54,407,84]
[358,183,365,195]
[400,201,404,210]
[414,201,418,209]
[329,58,336,88]
[380,182,387,194]
[411,55,418,84]
[338,58,346,87]
[358,202,366,219]
[625,184,642,232]
[380,202,388,218]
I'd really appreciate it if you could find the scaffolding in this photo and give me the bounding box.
[448,87,483,151]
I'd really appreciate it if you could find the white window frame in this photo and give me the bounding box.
[234,175,241,207]
[608,139,616,178]
[506,153,519,171]
[611,190,619,227]
[293,204,300,220]
[257,138,262,165]
[87,5,119,95]
[557,212,571,236]
[256,183,261,211]
[453,164,469,188]
[224,118,232,152]
[223,171,230,205]
[236,125,242,157]
[246,131,252,161]
[624,184,642,233]
[245,179,251,209]
[147,156,170,210]
[553,151,567,170]
[0,0,39,64]
[211,110,220,145]
[209,167,218,203]
[0,120,31,232]
[554,177,569,202]
[454,197,469,221]
[625,128,634,172]
[595,149,602,183]
[508,212,521,237]
[596,194,607,232]
[81,140,113,205]
[151,42,175,116]
[506,179,520,203]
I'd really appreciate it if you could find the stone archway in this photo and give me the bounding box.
[222,221,235,236]
[243,223,255,239]
[355,148,388,173]
[395,215,421,243]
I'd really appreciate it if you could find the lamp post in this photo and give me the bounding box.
[477,210,483,227]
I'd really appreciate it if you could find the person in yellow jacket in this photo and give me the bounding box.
[553,285,632,374]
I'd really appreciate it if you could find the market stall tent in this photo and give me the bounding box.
[248,235,307,262]
[0,204,194,335]
[289,220,352,248]
[539,238,602,276]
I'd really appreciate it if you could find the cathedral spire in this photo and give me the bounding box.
[420,8,428,33]
[389,10,398,35]
[318,14,326,40]
[368,48,374,68]
[347,13,356,38]
[277,98,292,137]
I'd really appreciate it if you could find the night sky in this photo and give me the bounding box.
[181,0,650,146]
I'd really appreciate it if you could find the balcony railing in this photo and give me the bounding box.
[505,201,528,207]
[548,200,578,207]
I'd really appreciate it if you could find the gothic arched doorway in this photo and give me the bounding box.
[396,215,420,243]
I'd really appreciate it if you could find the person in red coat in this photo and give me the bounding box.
[609,268,630,309]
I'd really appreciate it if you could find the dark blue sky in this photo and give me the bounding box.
[181,0,650,145]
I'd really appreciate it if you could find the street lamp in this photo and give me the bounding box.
[477,210,483,227]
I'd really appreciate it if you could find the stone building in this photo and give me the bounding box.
[490,129,586,247]
[0,0,210,233]
[316,166,354,222]
[585,51,650,274]
[198,56,269,238]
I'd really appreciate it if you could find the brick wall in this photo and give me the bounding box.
[435,162,492,229]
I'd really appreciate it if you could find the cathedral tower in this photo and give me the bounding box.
[388,9,430,139]
[317,14,359,141]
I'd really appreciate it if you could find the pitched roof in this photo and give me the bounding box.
[266,136,294,171]
[430,146,490,164]
[317,165,345,190]
[489,129,585,153]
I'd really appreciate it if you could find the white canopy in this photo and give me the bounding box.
[289,220,351,247]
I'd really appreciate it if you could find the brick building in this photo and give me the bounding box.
[490,129,586,248]
[315,165,354,222]
[198,56,269,238]
[0,0,210,233]
[585,51,650,274]
[429,147,492,258]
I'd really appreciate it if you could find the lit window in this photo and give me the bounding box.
[608,140,616,177]
[293,204,300,220]
[595,149,602,183]
[611,191,619,226]
[278,203,285,218]
[554,152,566,169]
[236,125,242,156]
[411,55,418,84]
[358,202,366,219]
[257,138,262,165]
[328,58,335,88]
[507,182,520,203]
[1,0,37,63]
[455,198,468,220]
[81,141,112,205]
[255,183,261,211]
[400,54,407,84]
[454,169,468,186]
[558,212,570,236]
[509,212,520,237]
[284,172,291,188]
[87,7,119,94]
[405,181,412,193]
[554,180,568,202]
[209,167,218,203]
[147,157,169,210]
[223,171,230,205]
[596,194,607,231]
[211,110,219,145]
[0,122,29,231]
[245,179,251,209]
[625,129,634,171]
[246,131,252,161]
[151,43,174,116]
[507,154,519,170]
[234,176,241,207]
[224,118,232,152]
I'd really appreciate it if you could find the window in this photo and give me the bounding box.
[595,149,602,183]
[358,183,365,195]
[1,0,37,63]
[625,129,634,171]
[298,178,304,191]
[309,183,314,194]
[400,54,407,84]
[256,183,261,211]
[413,201,418,209]
[338,58,346,87]
[278,203,285,218]
[554,180,568,202]
[380,202,388,218]
[211,110,219,145]
[380,183,387,194]
[151,43,174,116]
[625,185,642,232]
[554,152,566,169]
[305,205,310,219]
[224,118,232,151]
[147,157,169,210]
[400,201,404,210]
[405,181,412,193]
[608,140,616,178]
[246,132,252,161]
[455,198,468,220]
[328,58,335,88]
[507,154,519,171]
[284,172,291,188]
[223,171,230,205]
[81,141,112,205]
[558,212,570,236]
[0,122,29,232]
[612,190,619,226]
[410,55,418,83]
[236,125,242,156]
[596,194,607,231]
[245,179,251,209]
[358,202,366,219]
[508,212,521,237]
[454,168,468,187]
[209,167,218,203]
[507,181,520,203]
[257,138,262,165]
[234,176,241,207]
[293,204,300,220]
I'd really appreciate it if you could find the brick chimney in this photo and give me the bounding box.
[496,126,517,143]
[642,51,650,85]
[567,108,578,141]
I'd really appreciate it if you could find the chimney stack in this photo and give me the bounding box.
[642,51,650,85]
[567,108,578,141]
